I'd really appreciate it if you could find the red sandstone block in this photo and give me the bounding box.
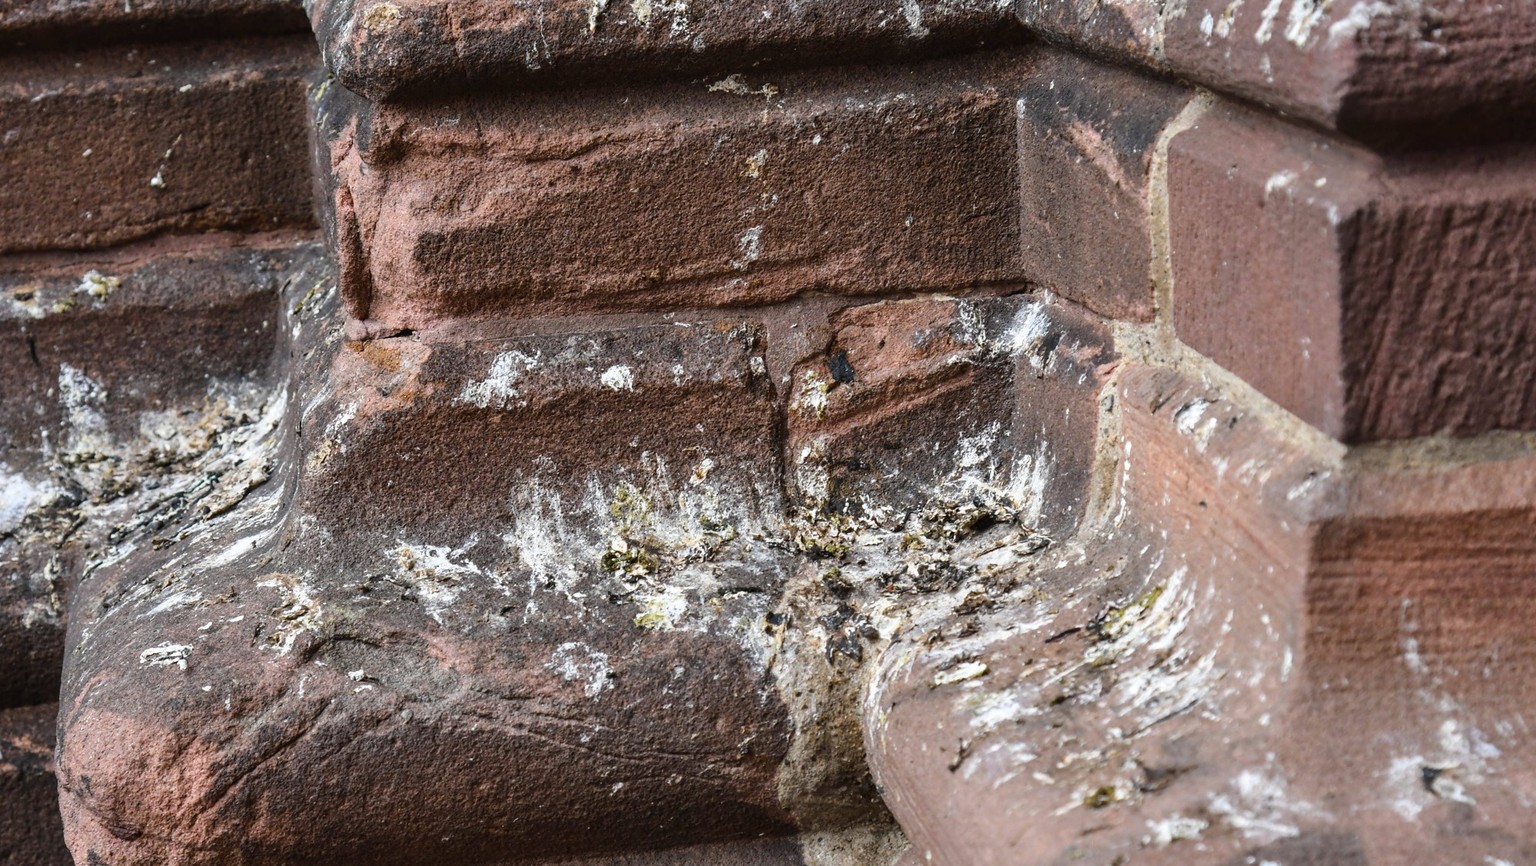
[0,0,307,49]
[1168,102,1536,442]
[0,238,323,711]
[1014,0,1536,140]
[325,53,1029,333]
[0,36,317,254]
[310,0,1020,102]
[56,310,818,866]
[0,704,71,866]
[866,359,1536,864]
[1016,50,1192,321]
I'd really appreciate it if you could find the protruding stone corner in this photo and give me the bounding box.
[310,0,1024,103]
[1016,0,1536,142]
[1167,100,1536,444]
[861,354,1536,864]
[53,292,803,866]
[863,356,1324,865]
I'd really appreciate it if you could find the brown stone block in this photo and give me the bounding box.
[0,237,323,711]
[785,294,1115,538]
[0,703,71,866]
[310,0,1021,102]
[1162,0,1536,141]
[57,303,809,865]
[1169,102,1536,442]
[302,318,784,540]
[1296,438,1536,866]
[864,357,1536,863]
[323,53,1028,332]
[1014,0,1536,141]
[0,0,308,50]
[0,36,318,254]
[1016,49,1192,321]
[865,361,1327,865]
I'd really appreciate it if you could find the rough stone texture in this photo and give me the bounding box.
[309,0,1022,102]
[1016,49,1191,321]
[6,2,1536,864]
[867,359,1536,864]
[1015,0,1536,140]
[0,703,71,866]
[320,52,1029,334]
[0,238,323,711]
[0,0,308,50]
[785,294,1115,538]
[1169,102,1536,442]
[56,280,810,866]
[1297,437,1536,866]
[1161,0,1536,141]
[866,360,1331,865]
[0,36,317,254]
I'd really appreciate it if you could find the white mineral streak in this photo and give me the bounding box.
[458,350,540,408]
[548,642,614,698]
[139,643,192,670]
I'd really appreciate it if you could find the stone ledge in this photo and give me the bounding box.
[309,0,1023,103]
[0,35,319,254]
[0,0,308,52]
[319,51,1031,333]
[0,236,325,711]
[1018,0,1536,143]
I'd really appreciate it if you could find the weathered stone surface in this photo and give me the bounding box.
[866,358,1536,864]
[1169,102,1536,442]
[1015,0,1536,140]
[1296,437,1536,866]
[1016,50,1191,321]
[0,0,307,50]
[0,238,324,710]
[321,52,1028,333]
[866,361,1330,865]
[0,703,71,866]
[0,36,317,254]
[786,294,1115,538]
[1163,0,1536,140]
[57,283,812,865]
[310,0,1021,102]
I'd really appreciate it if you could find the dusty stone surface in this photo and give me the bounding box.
[318,51,1029,334]
[0,239,324,709]
[867,358,1336,864]
[0,35,317,254]
[7,4,1535,866]
[785,294,1115,538]
[53,262,1108,864]
[0,703,71,866]
[308,0,1022,102]
[1169,102,1536,443]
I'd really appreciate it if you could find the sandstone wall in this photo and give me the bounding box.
[1,1,1534,864]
